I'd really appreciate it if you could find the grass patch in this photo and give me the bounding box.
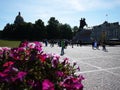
[0,39,21,48]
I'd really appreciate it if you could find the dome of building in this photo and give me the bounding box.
[14,12,24,24]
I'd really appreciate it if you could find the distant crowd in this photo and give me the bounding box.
[42,39,107,55]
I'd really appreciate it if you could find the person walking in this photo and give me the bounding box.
[94,40,97,49]
[102,41,106,51]
[60,40,65,55]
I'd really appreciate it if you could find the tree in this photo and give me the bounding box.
[46,17,60,39]
[3,23,14,39]
[2,17,75,40]
[59,24,73,39]
[34,19,46,40]
[72,26,79,36]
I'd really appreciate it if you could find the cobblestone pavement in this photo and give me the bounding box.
[43,44,120,90]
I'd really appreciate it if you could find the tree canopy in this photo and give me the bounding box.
[2,17,77,40]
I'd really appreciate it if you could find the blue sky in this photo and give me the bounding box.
[0,0,120,30]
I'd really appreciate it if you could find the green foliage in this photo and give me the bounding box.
[2,17,75,40]
[34,19,46,39]
[46,17,60,39]
[59,24,73,39]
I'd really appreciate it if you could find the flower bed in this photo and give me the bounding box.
[0,41,84,90]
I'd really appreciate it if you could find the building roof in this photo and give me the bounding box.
[14,12,24,24]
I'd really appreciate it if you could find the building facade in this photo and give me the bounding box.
[91,21,120,41]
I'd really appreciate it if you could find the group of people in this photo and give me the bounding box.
[92,40,107,51]
[43,39,68,55]
[43,38,108,56]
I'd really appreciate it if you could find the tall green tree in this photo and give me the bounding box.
[2,17,74,40]
[34,19,46,40]
[46,17,60,39]
[59,24,73,39]
[3,23,14,39]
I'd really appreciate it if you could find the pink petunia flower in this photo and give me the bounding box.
[34,41,42,47]
[51,59,59,68]
[2,47,11,51]
[0,72,8,77]
[17,71,27,81]
[3,61,14,67]
[56,71,64,77]
[42,79,54,90]
[27,42,36,49]
[38,54,47,62]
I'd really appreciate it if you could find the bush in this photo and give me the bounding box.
[0,41,84,90]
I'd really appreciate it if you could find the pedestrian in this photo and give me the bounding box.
[60,40,65,55]
[71,40,74,48]
[94,40,97,49]
[44,39,48,47]
[102,41,106,51]
[92,40,95,49]
[96,41,100,50]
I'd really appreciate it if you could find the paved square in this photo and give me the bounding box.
[43,44,120,90]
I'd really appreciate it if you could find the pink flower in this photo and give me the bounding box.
[63,57,69,61]
[3,67,11,73]
[60,76,84,90]
[2,47,11,51]
[18,47,26,52]
[56,71,64,77]
[0,41,84,89]
[0,72,8,77]
[17,71,27,81]
[78,75,85,82]
[77,66,80,71]
[74,83,83,90]
[34,41,42,47]
[3,61,14,67]
[19,40,28,47]
[72,61,77,67]
[62,57,69,65]
[35,47,42,52]
[27,42,36,49]
[38,54,47,62]
[0,47,3,55]
[53,54,60,60]
[42,79,54,90]
[51,58,59,68]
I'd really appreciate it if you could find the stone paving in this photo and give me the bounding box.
[43,44,120,90]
